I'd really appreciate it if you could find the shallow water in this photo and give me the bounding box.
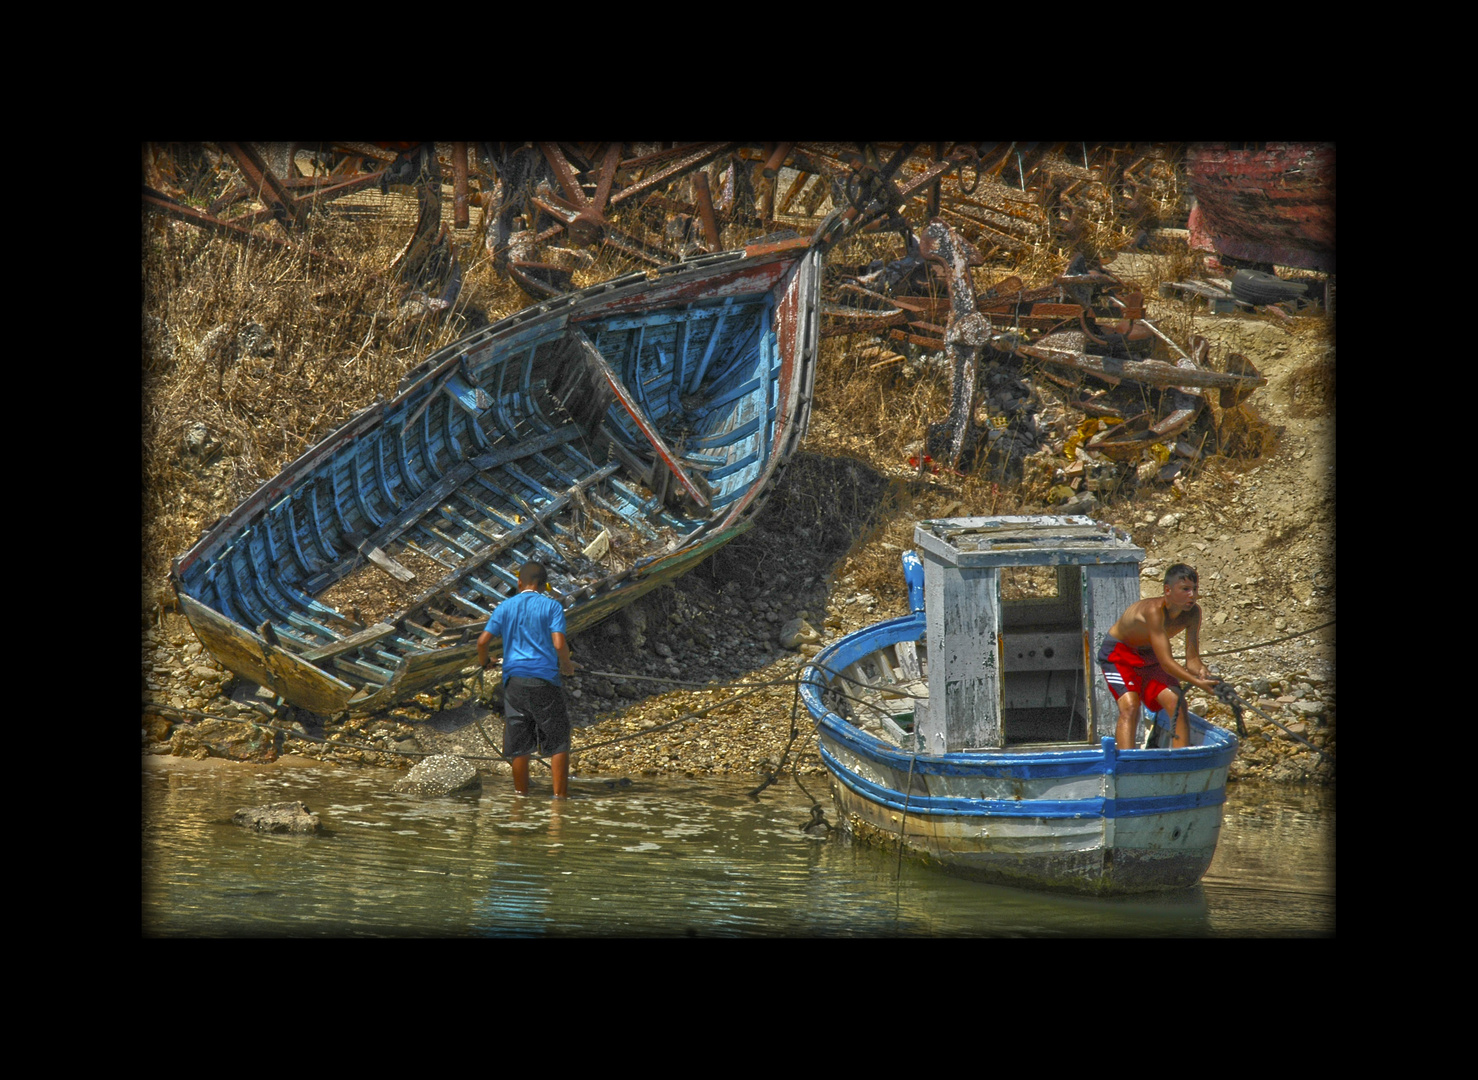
[141,757,1333,937]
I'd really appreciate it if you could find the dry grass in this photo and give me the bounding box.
[144,193,527,596]
[1285,340,1335,420]
[1216,403,1280,462]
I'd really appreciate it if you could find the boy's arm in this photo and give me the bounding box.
[1183,613,1211,680]
[1148,609,1217,690]
[552,631,577,677]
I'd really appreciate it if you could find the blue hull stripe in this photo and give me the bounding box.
[819,743,1227,820]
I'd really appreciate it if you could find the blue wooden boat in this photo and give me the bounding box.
[800,516,1237,895]
[171,237,822,715]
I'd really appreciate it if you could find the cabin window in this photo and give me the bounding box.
[1000,565,1058,601]
[998,565,1090,746]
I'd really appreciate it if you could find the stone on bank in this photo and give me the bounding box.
[392,754,481,797]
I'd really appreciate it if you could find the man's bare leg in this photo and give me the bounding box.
[550,751,569,798]
[1116,692,1142,751]
[511,755,531,795]
[1157,687,1191,748]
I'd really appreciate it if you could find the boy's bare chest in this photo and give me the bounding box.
[1129,600,1193,637]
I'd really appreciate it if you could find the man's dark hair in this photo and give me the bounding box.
[1164,563,1198,587]
[518,561,548,589]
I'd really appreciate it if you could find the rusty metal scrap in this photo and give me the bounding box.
[379,144,462,310]
[146,142,1186,325]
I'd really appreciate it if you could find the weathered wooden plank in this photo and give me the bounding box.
[896,638,923,681]
[920,564,1002,753]
[177,593,358,715]
[334,655,394,683]
[1083,562,1143,742]
[365,544,416,582]
[338,529,415,583]
[1014,343,1267,391]
[299,622,397,663]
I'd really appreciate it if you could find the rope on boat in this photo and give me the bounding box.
[895,746,919,906]
[565,676,785,753]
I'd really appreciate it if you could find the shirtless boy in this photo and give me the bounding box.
[1098,563,1219,750]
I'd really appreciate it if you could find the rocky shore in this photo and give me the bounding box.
[144,461,1334,787]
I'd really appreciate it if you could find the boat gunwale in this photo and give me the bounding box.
[817,741,1231,821]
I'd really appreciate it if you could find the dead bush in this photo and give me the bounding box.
[1216,403,1281,463]
[1286,349,1335,419]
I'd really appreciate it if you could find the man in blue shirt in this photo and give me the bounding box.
[477,561,578,797]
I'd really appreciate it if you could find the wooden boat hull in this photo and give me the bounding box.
[172,239,822,715]
[801,613,1238,895]
[1186,142,1335,273]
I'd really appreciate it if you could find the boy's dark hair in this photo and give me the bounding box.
[1164,563,1198,587]
[518,561,548,589]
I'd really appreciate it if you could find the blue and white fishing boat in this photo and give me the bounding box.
[800,515,1237,894]
[172,236,822,716]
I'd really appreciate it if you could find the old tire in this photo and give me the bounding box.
[1230,269,1312,306]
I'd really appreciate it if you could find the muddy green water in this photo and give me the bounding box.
[141,757,1333,937]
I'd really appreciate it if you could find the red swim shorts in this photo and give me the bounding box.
[1097,636,1179,710]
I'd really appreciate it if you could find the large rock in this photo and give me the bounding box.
[171,718,280,763]
[232,801,321,833]
[778,618,821,650]
[393,754,481,797]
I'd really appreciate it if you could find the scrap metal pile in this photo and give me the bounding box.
[143,141,1269,490]
[142,141,1183,304]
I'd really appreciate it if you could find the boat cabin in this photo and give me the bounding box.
[911,515,1144,753]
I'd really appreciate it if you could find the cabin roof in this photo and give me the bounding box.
[913,515,1144,568]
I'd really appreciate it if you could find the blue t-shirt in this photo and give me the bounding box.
[484,589,567,684]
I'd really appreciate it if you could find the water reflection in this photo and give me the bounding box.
[142,758,1332,938]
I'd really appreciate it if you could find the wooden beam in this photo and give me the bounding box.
[299,622,397,662]
[567,328,709,509]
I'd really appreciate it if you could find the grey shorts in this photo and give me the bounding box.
[502,676,571,759]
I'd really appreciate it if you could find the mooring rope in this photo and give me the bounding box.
[1200,618,1334,658]
[141,661,876,771]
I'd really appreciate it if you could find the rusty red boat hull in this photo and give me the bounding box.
[1186,143,1334,273]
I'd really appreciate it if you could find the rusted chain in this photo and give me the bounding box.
[747,667,807,798]
[1212,681,1333,762]
[954,146,981,196]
